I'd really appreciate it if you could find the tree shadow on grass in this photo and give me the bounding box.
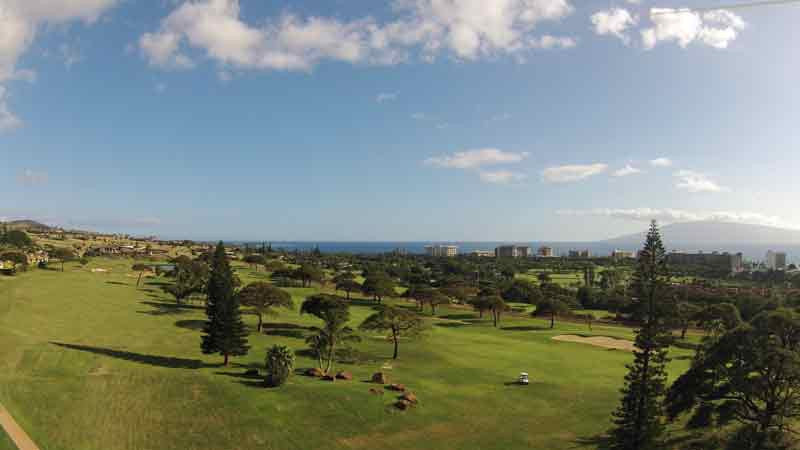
[572,435,611,450]
[144,280,172,287]
[261,322,311,339]
[138,301,202,316]
[50,342,216,369]
[439,313,478,321]
[105,281,128,286]
[500,325,551,332]
[434,322,470,328]
[175,319,206,331]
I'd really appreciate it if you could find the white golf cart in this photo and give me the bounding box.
[518,372,530,385]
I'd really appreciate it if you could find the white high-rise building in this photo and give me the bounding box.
[425,245,458,257]
[766,250,787,270]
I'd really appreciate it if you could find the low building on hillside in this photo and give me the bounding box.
[470,250,494,257]
[537,246,554,257]
[611,250,634,260]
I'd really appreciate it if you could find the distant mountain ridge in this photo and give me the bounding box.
[605,221,800,247]
[2,220,53,232]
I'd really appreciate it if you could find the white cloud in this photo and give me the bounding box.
[542,163,607,183]
[0,86,21,132]
[479,170,526,184]
[0,0,119,130]
[674,170,727,193]
[16,168,48,186]
[139,0,576,72]
[376,92,398,103]
[591,8,636,43]
[641,8,745,50]
[425,148,529,169]
[529,35,576,49]
[612,164,642,177]
[556,208,797,229]
[649,157,672,167]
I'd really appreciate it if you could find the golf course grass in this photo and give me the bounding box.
[0,427,13,450]
[0,258,695,450]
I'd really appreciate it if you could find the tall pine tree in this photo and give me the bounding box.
[609,221,672,450]
[201,241,249,366]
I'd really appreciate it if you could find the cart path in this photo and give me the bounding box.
[0,403,40,450]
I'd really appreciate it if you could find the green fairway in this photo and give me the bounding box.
[0,258,694,450]
[0,427,13,450]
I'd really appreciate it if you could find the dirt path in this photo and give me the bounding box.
[552,334,636,352]
[0,403,39,450]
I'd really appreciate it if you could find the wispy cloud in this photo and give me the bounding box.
[17,169,48,186]
[674,170,727,193]
[591,8,637,44]
[556,208,797,229]
[612,164,642,177]
[0,87,22,132]
[542,163,608,183]
[411,112,427,121]
[650,157,672,167]
[425,148,529,169]
[376,92,398,103]
[479,171,526,184]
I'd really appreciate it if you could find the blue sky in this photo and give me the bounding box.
[2,0,800,241]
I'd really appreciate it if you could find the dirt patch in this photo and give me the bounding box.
[551,334,635,352]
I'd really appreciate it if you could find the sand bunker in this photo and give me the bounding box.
[552,335,635,352]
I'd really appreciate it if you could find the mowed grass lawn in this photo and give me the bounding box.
[0,427,14,450]
[0,258,693,450]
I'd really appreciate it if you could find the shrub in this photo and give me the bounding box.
[264,345,295,387]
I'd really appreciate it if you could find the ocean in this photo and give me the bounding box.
[236,241,799,263]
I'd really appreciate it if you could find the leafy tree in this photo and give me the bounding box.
[300,294,358,374]
[537,271,552,285]
[425,289,449,316]
[164,259,208,304]
[360,306,425,359]
[264,344,295,387]
[292,264,324,287]
[672,302,701,340]
[486,295,507,328]
[335,278,360,300]
[694,302,743,342]
[609,221,672,450]
[1,230,33,249]
[440,284,476,304]
[501,279,541,304]
[666,309,800,449]
[49,247,75,272]
[132,263,149,287]
[238,282,293,332]
[201,242,250,366]
[532,297,569,329]
[0,251,28,272]
[469,295,492,319]
[243,254,266,271]
[361,272,395,304]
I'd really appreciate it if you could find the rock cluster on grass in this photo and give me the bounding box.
[371,372,389,384]
[335,371,353,380]
[387,383,405,392]
[395,392,419,410]
[305,368,324,377]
